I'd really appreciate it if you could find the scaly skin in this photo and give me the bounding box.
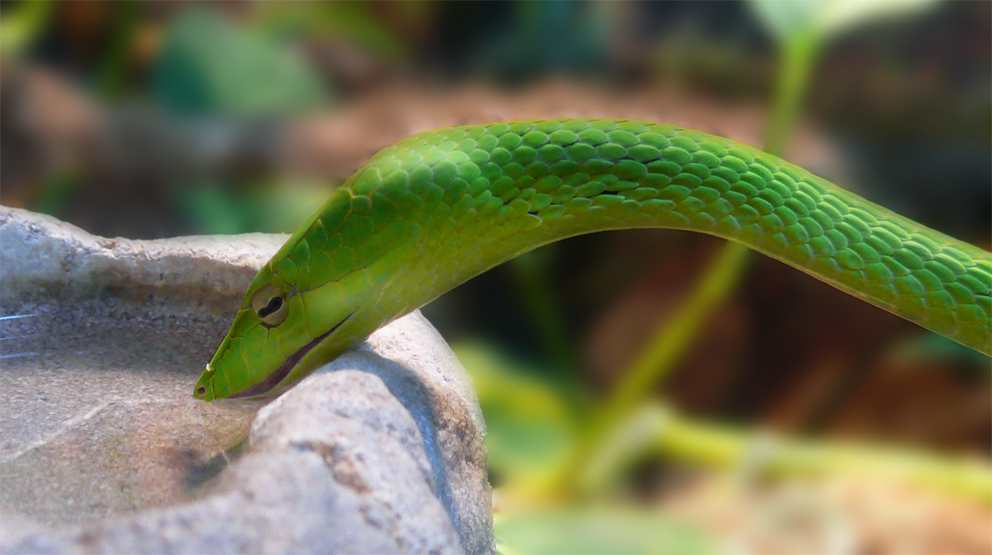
[193,119,991,401]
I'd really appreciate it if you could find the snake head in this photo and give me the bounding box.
[194,187,393,401]
[193,264,359,401]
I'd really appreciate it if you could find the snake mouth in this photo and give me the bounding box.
[229,313,352,399]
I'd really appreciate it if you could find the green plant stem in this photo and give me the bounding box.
[553,241,750,495]
[0,0,53,55]
[764,31,822,157]
[655,410,992,505]
[558,26,825,497]
[509,250,577,379]
[600,242,750,427]
[636,20,992,506]
[97,0,141,99]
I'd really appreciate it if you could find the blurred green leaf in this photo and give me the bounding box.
[176,183,245,235]
[253,2,408,61]
[32,169,79,219]
[889,334,992,371]
[243,180,331,233]
[755,0,939,154]
[495,507,726,555]
[153,7,329,117]
[0,0,52,55]
[751,0,938,42]
[95,0,140,99]
[176,179,330,235]
[478,2,615,80]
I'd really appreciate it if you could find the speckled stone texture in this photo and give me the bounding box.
[0,206,493,554]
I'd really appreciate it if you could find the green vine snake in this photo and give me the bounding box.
[193,119,991,401]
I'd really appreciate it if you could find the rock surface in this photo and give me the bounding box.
[0,207,494,554]
[0,207,287,308]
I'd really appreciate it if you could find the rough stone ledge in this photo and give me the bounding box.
[0,207,494,554]
[0,206,288,309]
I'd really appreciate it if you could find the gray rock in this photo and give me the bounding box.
[0,206,287,308]
[0,207,494,554]
[248,311,493,554]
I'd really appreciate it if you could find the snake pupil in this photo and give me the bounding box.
[258,296,283,318]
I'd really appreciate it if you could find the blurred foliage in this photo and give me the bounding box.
[0,0,51,55]
[459,1,990,551]
[506,251,577,378]
[150,6,334,234]
[751,0,938,43]
[554,240,751,496]
[32,169,79,219]
[599,243,749,423]
[153,7,329,117]
[253,1,409,61]
[889,335,992,375]
[755,0,939,154]
[469,2,614,81]
[94,0,139,99]
[495,507,724,555]
[175,180,329,236]
[2,0,990,551]
[457,341,992,508]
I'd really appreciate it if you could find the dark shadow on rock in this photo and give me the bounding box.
[178,438,248,493]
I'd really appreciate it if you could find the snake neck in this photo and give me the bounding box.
[278,119,991,355]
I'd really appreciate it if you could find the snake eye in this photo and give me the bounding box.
[250,284,289,327]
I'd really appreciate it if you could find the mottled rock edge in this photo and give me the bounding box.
[0,207,494,554]
[0,206,288,309]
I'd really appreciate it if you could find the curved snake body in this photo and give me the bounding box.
[193,119,991,401]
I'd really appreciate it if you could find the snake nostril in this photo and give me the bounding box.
[196,386,206,396]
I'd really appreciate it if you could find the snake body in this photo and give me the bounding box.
[193,119,991,401]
